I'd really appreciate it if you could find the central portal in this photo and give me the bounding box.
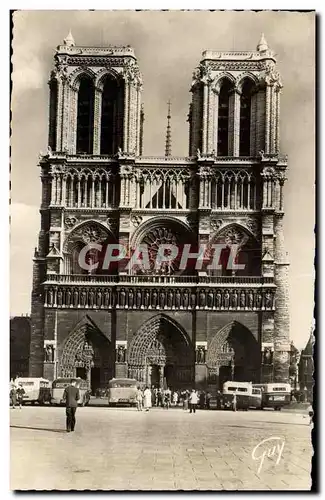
[128,314,194,390]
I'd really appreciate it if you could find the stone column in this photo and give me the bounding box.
[93,86,103,155]
[275,86,282,154]
[264,84,272,154]
[201,83,208,154]
[273,213,290,382]
[213,89,219,153]
[123,80,130,152]
[228,89,241,156]
[206,84,215,153]
[56,78,64,151]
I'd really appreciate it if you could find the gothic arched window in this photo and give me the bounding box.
[100,76,119,154]
[217,79,233,156]
[239,79,254,157]
[76,76,95,154]
[48,79,58,151]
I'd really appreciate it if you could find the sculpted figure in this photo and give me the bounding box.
[247,291,254,309]
[136,290,142,308]
[96,290,102,308]
[66,289,71,307]
[255,292,262,309]
[57,289,63,306]
[265,292,272,309]
[240,291,246,308]
[103,289,110,308]
[207,291,214,308]
[231,290,238,309]
[224,291,230,309]
[144,290,150,309]
[151,290,158,308]
[167,290,173,308]
[182,289,189,309]
[159,291,166,309]
[191,292,196,309]
[120,289,126,307]
[80,289,87,307]
[73,289,79,308]
[175,290,181,309]
[199,291,206,308]
[128,289,134,308]
[216,291,222,308]
[88,289,95,307]
[48,288,54,306]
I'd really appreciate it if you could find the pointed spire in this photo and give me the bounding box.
[64,30,75,47]
[165,100,172,157]
[257,33,268,52]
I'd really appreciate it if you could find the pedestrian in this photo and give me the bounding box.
[143,386,152,412]
[232,393,237,412]
[136,386,143,411]
[206,391,212,410]
[151,385,156,407]
[183,390,189,411]
[10,385,17,409]
[164,388,171,409]
[157,388,163,407]
[172,391,178,407]
[63,379,80,432]
[189,389,199,414]
[199,391,206,410]
[16,383,25,409]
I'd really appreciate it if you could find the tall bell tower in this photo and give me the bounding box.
[188,34,290,383]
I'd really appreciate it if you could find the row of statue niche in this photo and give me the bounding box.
[116,345,126,363]
[46,287,275,310]
[46,288,115,308]
[116,288,275,310]
[44,344,55,362]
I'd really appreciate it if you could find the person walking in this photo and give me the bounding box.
[136,387,143,411]
[172,390,178,407]
[164,388,171,409]
[183,390,189,411]
[63,379,80,432]
[16,383,25,409]
[189,389,199,414]
[232,393,237,412]
[143,386,152,412]
[10,384,17,409]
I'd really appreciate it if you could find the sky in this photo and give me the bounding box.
[11,10,315,349]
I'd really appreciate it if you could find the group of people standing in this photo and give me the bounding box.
[9,378,25,409]
[135,386,202,414]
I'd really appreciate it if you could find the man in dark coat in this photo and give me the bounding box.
[63,379,80,432]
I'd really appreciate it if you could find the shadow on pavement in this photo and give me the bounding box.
[10,425,66,433]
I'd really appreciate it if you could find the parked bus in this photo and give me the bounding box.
[107,378,138,406]
[253,383,291,410]
[51,377,91,406]
[222,381,251,410]
[249,387,262,409]
[15,377,51,405]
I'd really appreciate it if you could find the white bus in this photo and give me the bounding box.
[15,377,51,405]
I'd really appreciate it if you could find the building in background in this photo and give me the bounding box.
[10,315,31,378]
[299,330,314,403]
[29,33,290,394]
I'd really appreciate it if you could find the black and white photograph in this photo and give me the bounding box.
[9,9,315,491]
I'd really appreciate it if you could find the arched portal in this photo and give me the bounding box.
[207,321,260,389]
[128,314,194,389]
[59,317,113,394]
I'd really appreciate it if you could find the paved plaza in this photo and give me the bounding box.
[10,406,312,491]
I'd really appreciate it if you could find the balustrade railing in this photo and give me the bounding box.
[45,274,273,285]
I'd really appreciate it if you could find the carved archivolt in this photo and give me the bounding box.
[127,314,194,367]
[63,220,113,253]
[206,321,259,370]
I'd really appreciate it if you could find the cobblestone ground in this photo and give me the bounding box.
[10,406,312,491]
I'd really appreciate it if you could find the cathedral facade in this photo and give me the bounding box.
[29,33,290,393]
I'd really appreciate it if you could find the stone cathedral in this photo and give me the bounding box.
[29,32,290,393]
